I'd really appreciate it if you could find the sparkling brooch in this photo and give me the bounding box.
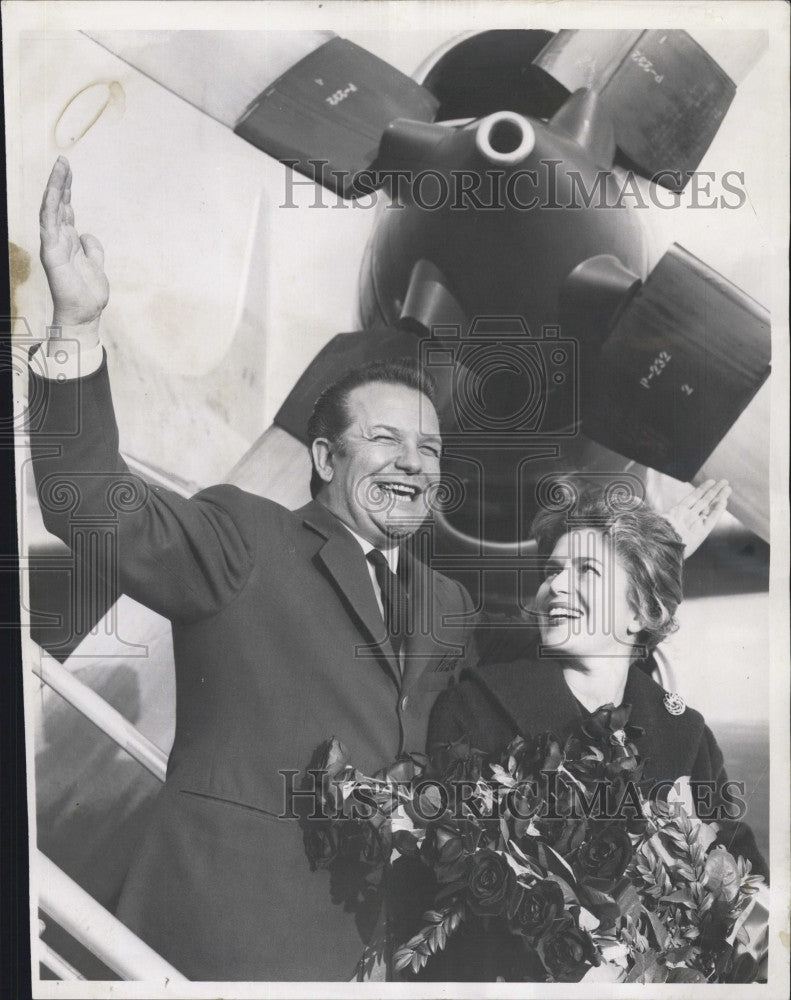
[663,692,686,716]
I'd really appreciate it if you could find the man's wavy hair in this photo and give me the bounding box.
[307,357,439,499]
[530,481,685,650]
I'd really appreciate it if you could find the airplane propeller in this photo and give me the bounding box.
[81,27,772,551]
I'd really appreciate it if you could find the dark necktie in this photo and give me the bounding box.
[367,549,409,657]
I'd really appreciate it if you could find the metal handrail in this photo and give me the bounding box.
[37,852,188,982]
[38,939,84,981]
[34,658,168,783]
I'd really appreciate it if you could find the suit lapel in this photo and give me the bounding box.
[300,502,401,686]
[400,550,461,693]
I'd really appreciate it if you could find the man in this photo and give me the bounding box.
[31,157,488,981]
[32,157,728,981]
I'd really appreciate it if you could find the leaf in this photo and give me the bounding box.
[580,960,627,983]
[543,871,580,907]
[643,908,670,951]
[613,881,642,924]
[542,842,577,882]
[666,966,708,983]
[392,829,420,856]
[735,925,751,946]
[393,949,414,973]
[666,944,696,964]
[674,863,696,882]
[662,888,695,907]
[578,906,600,932]
[435,880,464,903]
[703,849,741,903]
[503,850,532,878]
[625,950,668,984]
[489,764,516,787]
[508,838,541,870]
[579,884,616,908]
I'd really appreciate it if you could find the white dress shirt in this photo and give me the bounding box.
[341,524,398,621]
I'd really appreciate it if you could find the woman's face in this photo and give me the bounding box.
[535,529,641,662]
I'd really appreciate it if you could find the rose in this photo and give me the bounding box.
[375,756,422,785]
[509,880,565,941]
[420,824,471,884]
[466,849,517,917]
[534,780,587,856]
[578,706,643,774]
[338,819,389,868]
[580,704,635,743]
[537,916,601,982]
[575,824,633,889]
[305,737,356,814]
[533,733,564,773]
[303,820,341,870]
[311,736,352,780]
[429,737,486,783]
[509,780,543,839]
[536,817,587,857]
[508,732,563,780]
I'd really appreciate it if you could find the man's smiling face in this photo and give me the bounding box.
[314,380,442,547]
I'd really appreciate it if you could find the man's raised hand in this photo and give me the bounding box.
[40,156,109,333]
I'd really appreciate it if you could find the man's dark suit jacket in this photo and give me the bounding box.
[29,357,482,980]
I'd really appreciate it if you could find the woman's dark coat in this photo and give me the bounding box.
[429,658,766,876]
[401,658,768,981]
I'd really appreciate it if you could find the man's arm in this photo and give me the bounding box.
[32,157,258,623]
[38,156,107,373]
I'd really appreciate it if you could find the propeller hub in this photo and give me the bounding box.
[475,112,535,165]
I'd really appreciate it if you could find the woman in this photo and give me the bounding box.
[414,484,767,980]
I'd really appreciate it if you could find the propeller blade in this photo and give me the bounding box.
[580,244,770,486]
[534,29,741,190]
[86,30,332,128]
[87,31,438,199]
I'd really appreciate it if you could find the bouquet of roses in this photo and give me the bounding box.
[305,706,767,983]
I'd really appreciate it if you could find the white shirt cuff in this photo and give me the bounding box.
[30,340,105,381]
